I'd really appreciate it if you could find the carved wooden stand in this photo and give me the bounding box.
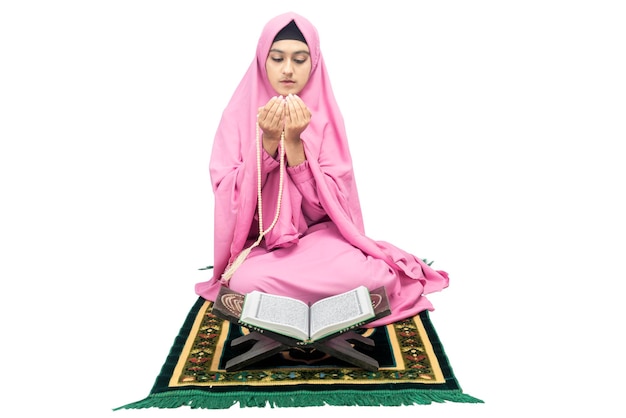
[212,286,390,372]
[225,329,378,371]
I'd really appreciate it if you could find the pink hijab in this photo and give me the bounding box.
[195,12,449,300]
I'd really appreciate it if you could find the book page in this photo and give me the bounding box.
[241,292,309,340]
[309,286,374,341]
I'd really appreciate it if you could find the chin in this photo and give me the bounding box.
[274,86,301,96]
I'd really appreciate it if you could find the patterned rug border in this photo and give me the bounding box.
[114,297,483,409]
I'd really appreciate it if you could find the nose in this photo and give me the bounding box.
[282,59,294,75]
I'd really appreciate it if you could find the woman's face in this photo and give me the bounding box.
[265,39,311,96]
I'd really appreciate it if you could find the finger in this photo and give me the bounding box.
[285,95,298,118]
[287,95,308,121]
[271,99,285,126]
[284,100,293,125]
[259,99,276,122]
[260,97,280,123]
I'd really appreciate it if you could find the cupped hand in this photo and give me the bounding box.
[284,94,311,142]
[257,96,285,141]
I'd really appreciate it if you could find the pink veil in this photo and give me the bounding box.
[195,12,449,300]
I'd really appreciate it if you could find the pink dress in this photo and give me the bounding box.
[195,12,449,327]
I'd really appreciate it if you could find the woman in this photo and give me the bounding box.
[195,12,449,327]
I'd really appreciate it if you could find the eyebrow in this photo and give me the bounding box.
[269,48,310,55]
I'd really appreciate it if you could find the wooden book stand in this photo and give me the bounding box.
[211,286,391,372]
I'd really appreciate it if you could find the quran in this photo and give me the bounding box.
[240,286,375,343]
[212,285,390,346]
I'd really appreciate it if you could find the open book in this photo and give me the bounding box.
[212,285,390,344]
[240,286,374,343]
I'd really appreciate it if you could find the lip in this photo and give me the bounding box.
[280,80,295,84]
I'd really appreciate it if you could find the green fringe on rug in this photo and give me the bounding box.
[114,389,484,410]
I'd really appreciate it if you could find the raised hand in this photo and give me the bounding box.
[257,94,309,166]
[258,96,286,156]
[284,94,311,143]
[258,96,286,139]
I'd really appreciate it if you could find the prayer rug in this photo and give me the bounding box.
[114,296,483,409]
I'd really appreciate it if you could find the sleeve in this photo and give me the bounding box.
[287,161,327,225]
[209,114,265,277]
[262,148,280,179]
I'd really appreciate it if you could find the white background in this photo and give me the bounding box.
[1,1,625,417]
